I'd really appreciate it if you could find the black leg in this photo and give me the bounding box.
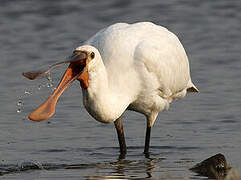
[144,125,151,155]
[114,117,127,157]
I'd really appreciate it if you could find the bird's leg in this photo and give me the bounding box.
[114,117,127,157]
[144,123,152,155]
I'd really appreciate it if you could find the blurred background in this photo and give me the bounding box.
[0,0,241,179]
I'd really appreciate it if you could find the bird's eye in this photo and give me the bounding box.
[90,52,95,59]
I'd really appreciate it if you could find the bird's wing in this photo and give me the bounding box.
[134,39,192,97]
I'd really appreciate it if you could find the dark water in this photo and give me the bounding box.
[1,0,241,179]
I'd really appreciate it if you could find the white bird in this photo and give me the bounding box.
[23,22,198,156]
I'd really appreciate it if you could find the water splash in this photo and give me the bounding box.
[16,72,56,114]
[46,72,54,89]
[0,158,166,178]
[17,161,45,171]
[0,161,114,176]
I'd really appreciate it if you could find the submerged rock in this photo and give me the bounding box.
[190,153,231,179]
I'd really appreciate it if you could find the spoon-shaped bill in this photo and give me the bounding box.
[29,63,83,121]
[22,52,87,80]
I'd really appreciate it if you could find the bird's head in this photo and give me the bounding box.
[22,45,100,122]
[73,45,100,88]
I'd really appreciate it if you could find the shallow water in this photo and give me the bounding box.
[1,0,241,179]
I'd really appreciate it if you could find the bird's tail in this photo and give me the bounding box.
[187,81,199,93]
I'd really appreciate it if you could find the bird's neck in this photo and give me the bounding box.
[81,60,131,123]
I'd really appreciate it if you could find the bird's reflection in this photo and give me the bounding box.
[86,153,161,180]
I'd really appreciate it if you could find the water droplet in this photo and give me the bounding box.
[24,90,31,95]
[17,108,21,113]
[38,85,41,90]
[17,99,23,106]
[47,83,53,88]
[46,73,53,83]
[46,73,52,81]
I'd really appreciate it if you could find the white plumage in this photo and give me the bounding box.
[24,22,198,155]
[78,22,198,126]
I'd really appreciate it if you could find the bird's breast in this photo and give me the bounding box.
[82,90,122,123]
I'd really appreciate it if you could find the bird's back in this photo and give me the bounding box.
[85,22,175,67]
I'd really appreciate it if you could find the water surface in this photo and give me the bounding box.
[0,0,241,179]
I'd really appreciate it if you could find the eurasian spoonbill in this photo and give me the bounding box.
[23,22,198,156]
